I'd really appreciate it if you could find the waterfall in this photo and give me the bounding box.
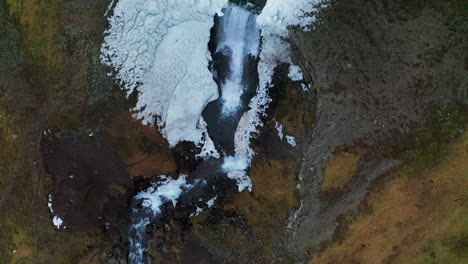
[216,4,260,116]
[127,4,261,263]
[128,176,194,264]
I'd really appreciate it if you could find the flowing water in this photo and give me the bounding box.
[128,4,261,263]
[204,3,260,155]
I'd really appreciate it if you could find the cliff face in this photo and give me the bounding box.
[0,0,467,263]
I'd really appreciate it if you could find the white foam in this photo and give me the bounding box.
[136,175,193,215]
[222,155,252,192]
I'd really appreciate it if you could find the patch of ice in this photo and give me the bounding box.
[288,64,304,81]
[135,175,193,216]
[104,0,116,16]
[101,0,229,158]
[222,155,250,172]
[286,135,296,147]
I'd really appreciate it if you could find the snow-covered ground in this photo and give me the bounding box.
[101,0,229,158]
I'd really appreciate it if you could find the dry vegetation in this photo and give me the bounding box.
[321,144,366,193]
[311,132,468,264]
[192,157,301,254]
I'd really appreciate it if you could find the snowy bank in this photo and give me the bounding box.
[101,0,229,157]
[234,0,322,156]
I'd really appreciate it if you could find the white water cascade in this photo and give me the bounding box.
[216,4,260,116]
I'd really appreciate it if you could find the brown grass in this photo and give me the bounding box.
[321,144,366,193]
[106,112,176,179]
[310,133,468,264]
[192,157,301,253]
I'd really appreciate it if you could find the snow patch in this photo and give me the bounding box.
[207,196,217,208]
[275,121,297,147]
[48,194,65,229]
[286,135,296,147]
[275,121,284,139]
[190,207,204,217]
[47,194,54,213]
[288,64,304,81]
[52,216,64,229]
[101,0,229,158]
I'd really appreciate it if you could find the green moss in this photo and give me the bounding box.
[6,0,64,70]
[381,105,467,166]
[420,234,468,264]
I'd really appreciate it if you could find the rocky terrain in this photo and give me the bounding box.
[0,0,466,263]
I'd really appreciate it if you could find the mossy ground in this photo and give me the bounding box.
[379,106,467,166]
[6,0,63,70]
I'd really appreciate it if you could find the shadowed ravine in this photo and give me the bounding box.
[127,3,261,263]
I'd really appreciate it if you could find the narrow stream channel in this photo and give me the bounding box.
[128,3,261,263]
